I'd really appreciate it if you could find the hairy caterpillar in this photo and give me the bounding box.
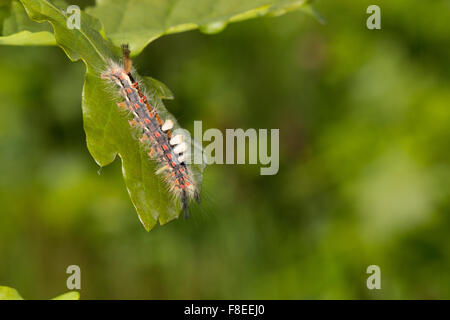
[101,44,201,218]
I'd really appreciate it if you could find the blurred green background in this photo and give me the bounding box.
[0,0,449,299]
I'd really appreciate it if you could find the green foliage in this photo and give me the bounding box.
[1,0,314,49]
[86,0,313,54]
[0,0,311,230]
[0,0,449,300]
[0,0,55,45]
[0,286,23,300]
[17,0,184,230]
[0,286,79,300]
[52,291,80,300]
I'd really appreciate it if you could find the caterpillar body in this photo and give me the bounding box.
[101,45,200,218]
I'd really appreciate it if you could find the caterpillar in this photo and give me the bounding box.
[101,44,200,218]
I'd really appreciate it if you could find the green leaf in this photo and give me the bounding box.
[142,76,174,101]
[0,0,55,45]
[0,286,79,300]
[6,0,312,230]
[86,0,314,54]
[19,0,204,231]
[0,286,24,300]
[1,0,316,50]
[52,291,80,300]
